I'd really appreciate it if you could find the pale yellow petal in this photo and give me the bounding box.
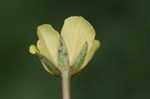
[37,24,60,65]
[37,40,51,62]
[61,16,95,65]
[80,40,100,70]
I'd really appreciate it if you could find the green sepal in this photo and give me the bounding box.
[58,37,69,72]
[71,42,88,74]
[38,54,59,76]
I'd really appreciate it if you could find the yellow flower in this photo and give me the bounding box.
[29,16,100,76]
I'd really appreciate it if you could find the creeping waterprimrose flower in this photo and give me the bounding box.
[29,16,100,76]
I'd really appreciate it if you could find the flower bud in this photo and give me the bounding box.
[29,16,100,76]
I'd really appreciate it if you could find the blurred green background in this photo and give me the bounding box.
[0,0,150,99]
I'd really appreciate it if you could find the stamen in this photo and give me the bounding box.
[29,45,40,54]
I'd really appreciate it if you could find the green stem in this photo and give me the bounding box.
[61,70,71,99]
